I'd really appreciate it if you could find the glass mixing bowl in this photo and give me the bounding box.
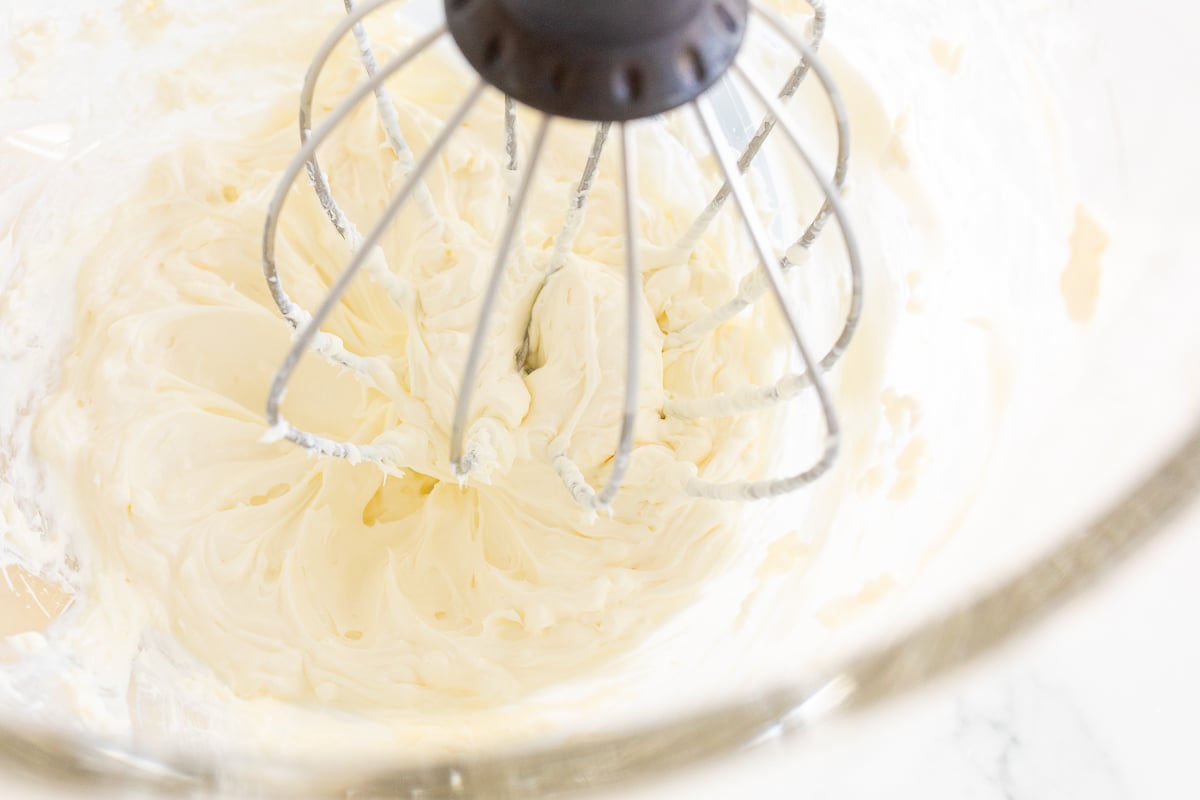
[0,0,1197,796]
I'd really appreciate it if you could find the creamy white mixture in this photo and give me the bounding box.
[0,0,1083,761]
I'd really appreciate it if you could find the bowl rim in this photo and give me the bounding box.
[1,422,1195,798]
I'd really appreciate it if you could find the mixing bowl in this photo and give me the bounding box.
[0,0,1197,796]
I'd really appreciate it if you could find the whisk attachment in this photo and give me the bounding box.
[263,0,862,509]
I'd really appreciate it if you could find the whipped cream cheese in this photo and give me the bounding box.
[0,0,1078,759]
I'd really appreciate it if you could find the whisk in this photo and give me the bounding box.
[263,0,862,510]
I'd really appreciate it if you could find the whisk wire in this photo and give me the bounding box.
[341,0,438,219]
[516,121,613,372]
[667,2,847,355]
[504,96,520,173]
[450,114,553,479]
[673,0,827,258]
[551,123,642,512]
[265,74,484,461]
[265,11,445,335]
[298,7,432,318]
[549,122,613,279]
[664,2,860,422]
[298,0,425,252]
[686,98,839,501]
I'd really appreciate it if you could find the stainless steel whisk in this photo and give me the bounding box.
[263,0,862,510]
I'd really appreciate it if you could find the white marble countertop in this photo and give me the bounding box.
[613,496,1200,800]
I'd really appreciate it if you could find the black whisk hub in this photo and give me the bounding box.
[445,0,749,122]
